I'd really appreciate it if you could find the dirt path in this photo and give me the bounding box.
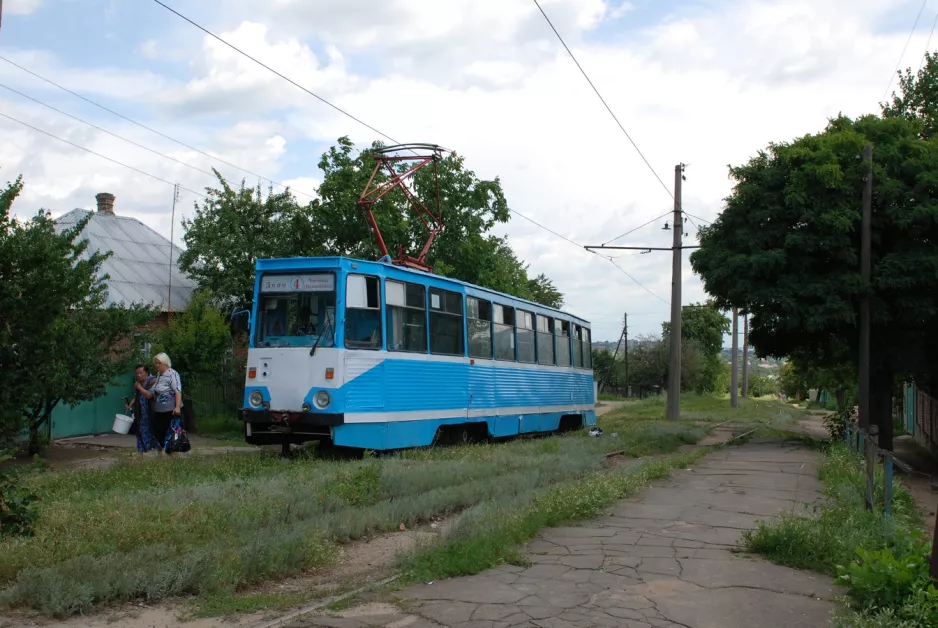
[291,440,842,628]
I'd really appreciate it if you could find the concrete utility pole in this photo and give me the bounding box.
[742,314,749,398]
[623,312,629,397]
[731,308,739,408]
[859,143,872,432]
[666,164,684,421]
[167,183,180,315]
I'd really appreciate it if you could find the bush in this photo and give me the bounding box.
[0,456,39,539]
[744,443,933,625]
[823,409,854,440]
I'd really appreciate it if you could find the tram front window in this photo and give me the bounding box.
[255,273,336,348]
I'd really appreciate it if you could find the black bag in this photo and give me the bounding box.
[165,418,191,454]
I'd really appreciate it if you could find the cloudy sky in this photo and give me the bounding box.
[0,0,931,342]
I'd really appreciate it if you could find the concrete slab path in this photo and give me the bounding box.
[290,440,845,628]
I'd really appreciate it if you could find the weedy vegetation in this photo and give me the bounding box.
[743,443,937,627]
[0,395,794,618]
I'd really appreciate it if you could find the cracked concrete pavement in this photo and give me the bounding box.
[290,440,844,628]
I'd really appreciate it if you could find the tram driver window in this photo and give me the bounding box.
[345,274,382,350]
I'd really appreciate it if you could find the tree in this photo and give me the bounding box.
[526,273,564,309]
[661,302,730,393]
[0,178,154,452]
[690,113,938,450]
[883,51,938,138]
[592,349,617,391]
[178,172,317,312]
[152,290,231,376]
[179,138,563,311]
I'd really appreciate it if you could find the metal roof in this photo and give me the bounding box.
[54,209,196,311]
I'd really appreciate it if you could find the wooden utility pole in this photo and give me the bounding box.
[666,164,684,421]
[731,308,739,408]
[741,314,749,398]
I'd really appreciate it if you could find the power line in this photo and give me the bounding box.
[531,0,677,208]
[918,12,938,74]
[602,211,671,246]
[0,112,206,198]
[153,0,669,302]
[683,211,711,225]
[0,83,218,180]
[608,259,669,305]
[883,0,928,102]
[153,0,400,147]
[0,54,316,199]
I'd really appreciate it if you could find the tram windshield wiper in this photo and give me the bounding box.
[310,313,334,356]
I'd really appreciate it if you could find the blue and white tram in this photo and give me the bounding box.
[239,256,596,451]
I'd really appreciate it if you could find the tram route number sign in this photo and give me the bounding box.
[262,274,334,293]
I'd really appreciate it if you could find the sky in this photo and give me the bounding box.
[0,0,933,343]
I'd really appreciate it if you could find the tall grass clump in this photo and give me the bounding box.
[743,443,936,626]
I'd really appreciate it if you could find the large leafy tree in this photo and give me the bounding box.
[178,172,317,311]
[690,114,938,449]
[662,302,730,393]
[883,51,938,138]
[152,290,231,376]
[0,178,154,452]
[180,137,563,310]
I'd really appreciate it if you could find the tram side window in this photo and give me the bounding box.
[467,297,493,359]
[537,316,554,365]
[493,304,515,361]
[345,274,382,350]
[573,324,584,368]
[386,280,427,353]
[583,327,593,369]
[517,310,536,363]
[429,288,464,355]
[556,320,571,367]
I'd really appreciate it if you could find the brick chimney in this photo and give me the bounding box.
[95,192,115,215]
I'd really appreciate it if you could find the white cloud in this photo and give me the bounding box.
[5,0,43,15]
[0,0,924,341]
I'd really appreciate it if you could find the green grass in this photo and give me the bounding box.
[743,443,935,626]
[597,394,806,437]
[398,450,708,583]
[195,413,248,442]
[0,402,719,618]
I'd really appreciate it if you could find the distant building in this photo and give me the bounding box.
[49,192,197,438]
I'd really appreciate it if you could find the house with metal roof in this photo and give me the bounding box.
[54,192,196,323]
[48,192,197,438]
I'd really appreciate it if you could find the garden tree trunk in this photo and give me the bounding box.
[835,386,846,411]
[815,388,823,403]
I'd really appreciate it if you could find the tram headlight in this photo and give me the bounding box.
[249,390,264,408]
[314,390,331,409]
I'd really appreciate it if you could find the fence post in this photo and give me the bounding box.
[884,454,894,516]
[864,430,875,512]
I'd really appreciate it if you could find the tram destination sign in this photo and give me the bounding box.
[261,273,335,293]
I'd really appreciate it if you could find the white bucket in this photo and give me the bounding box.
[113,414,134,435]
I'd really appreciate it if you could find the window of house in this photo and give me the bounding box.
[430,288,464,355]
[386,280,427,353]
[556,320,571,367]
[493,304,515,361]
[345,274,381,350]
[517,310,536,363]
[536,316,554,365]
[467,297,493,359]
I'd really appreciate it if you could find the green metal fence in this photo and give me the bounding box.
[184,374,245,419]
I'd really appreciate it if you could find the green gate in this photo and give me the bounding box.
[50,372,134,439]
